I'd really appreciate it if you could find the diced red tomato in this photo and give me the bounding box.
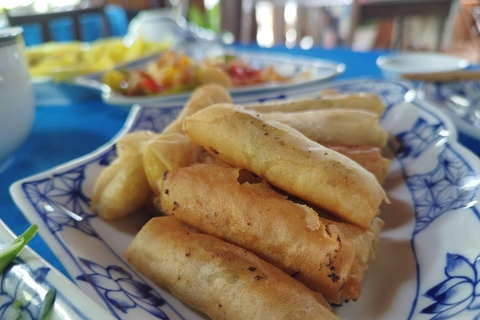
[139,71,163,94]
[227,63,262,86]
[125,71,164,96]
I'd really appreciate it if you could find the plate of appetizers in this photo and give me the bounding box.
[0,221,113,319]
[10,79,480,320]
[93,48,345,107]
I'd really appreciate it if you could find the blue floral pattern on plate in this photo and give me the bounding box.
[77,258,167,319]
[396,118,447,159]
[0,261,50,320]
[420,80,480,140]
[11,79,480,319]
[23,170,99,238]
[422,254,480,320]
[399,144,477,234]
[18,105,186,319]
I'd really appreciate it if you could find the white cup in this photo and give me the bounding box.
[0,27,35,171]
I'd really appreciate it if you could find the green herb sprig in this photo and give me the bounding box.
[0,224,38,274]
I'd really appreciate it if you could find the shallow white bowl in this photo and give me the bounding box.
[377,52,469,80]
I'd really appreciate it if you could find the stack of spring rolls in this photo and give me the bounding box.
[91,84,390,320]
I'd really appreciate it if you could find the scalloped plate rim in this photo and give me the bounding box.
[417,81,480,141]
[9,78,480,320]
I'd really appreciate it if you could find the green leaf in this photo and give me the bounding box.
[12,300,23,310]
[0,225,38,274]
[206,3,221,32]
[189,4,209,29]
[39,289,56,320]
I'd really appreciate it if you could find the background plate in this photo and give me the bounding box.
[98,48,345,107]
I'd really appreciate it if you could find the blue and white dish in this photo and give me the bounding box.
[97,49,345,107]
[0,219,114,319]
[377,52,469,80]
[10,79,480,319]
[419,81,480,140]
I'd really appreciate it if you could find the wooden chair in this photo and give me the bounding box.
[348,0,457,50]
[6,4,110,42]
[221,0,457,50]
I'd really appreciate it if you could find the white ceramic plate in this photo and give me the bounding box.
[10,79,480,320]
[419,80,480,140]
[376,52,469,80]
[96,49,345,107]
[0,220,114,319]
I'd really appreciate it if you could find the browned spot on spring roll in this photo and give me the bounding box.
[183,104,387,229]
[325,145,390,183]
[263,109,387,147]
[125,217,340,320]
[158,164,382,303]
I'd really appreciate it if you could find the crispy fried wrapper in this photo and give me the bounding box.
[326,145,390,183]
[115,131,157,158]
[244,91,385,115]
[158,164,383,303]
[196,65,233,88]
[92,85,231,219]
[143,84,232,194]
[125,217,340,320]
[263,109,387,147]
[183,104,387,229]
[143,133,202,193]
[91,153,152,220]
[91,131,156,220]
[336,217,384,299]
[162,84,232,135]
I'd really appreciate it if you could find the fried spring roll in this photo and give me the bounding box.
[244,92,385,115]
[162,84,232,135]
[91,153,152,220]
[183,105,387,229]
[143,133,202,193]
[126,217,339,320]
[115,131,157,158]
[337,217,383,299]
[143,84,232,193]
[158,164,382,303]
[197,65,233,88]
[252,110,391,182]
[91,131,155,220]
[263,109,387,147]
[326,145,390,183]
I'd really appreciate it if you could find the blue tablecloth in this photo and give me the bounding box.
[1,45,479,278]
